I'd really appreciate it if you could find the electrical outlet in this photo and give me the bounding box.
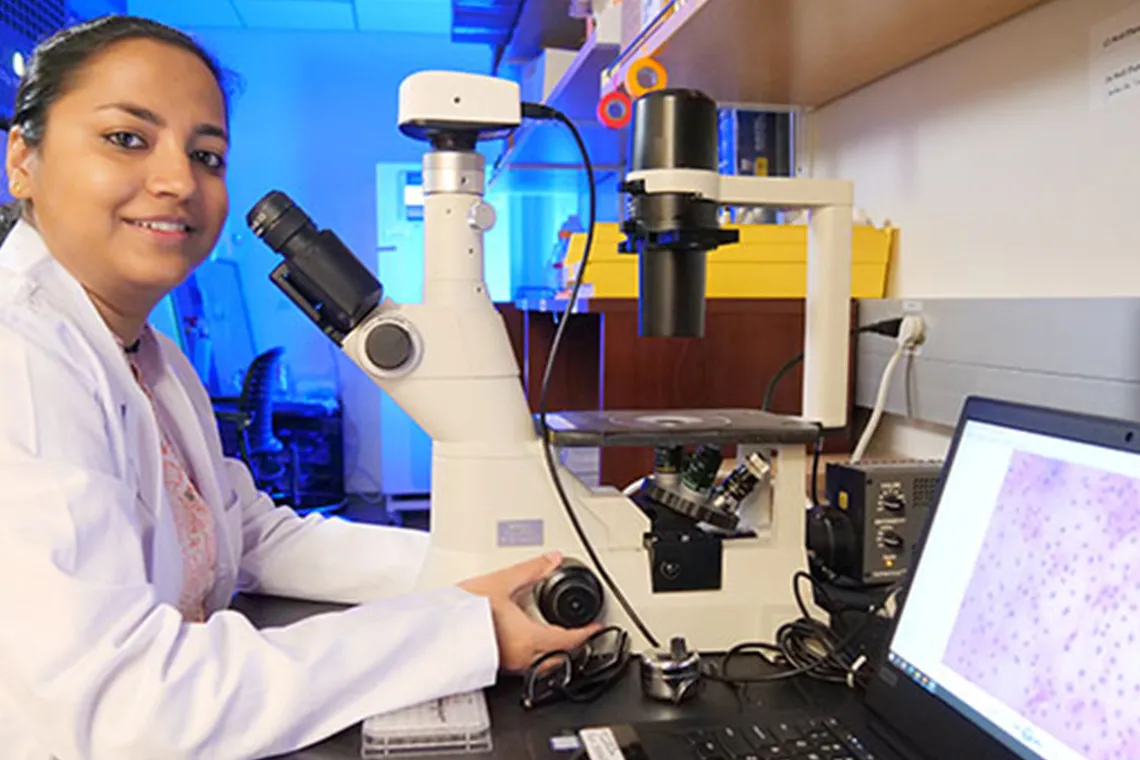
[899,313,927,354]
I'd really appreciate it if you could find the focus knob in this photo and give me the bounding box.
[467,200,497,232]
[365,321,414,372]
[534,558,604,629]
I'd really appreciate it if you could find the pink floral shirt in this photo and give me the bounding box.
[126,348,218,623]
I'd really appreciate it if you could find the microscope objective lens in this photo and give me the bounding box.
[681,445,722,495]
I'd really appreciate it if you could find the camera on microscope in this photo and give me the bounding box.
[396,71,521,148]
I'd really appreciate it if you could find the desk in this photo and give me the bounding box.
[233,595,869,760]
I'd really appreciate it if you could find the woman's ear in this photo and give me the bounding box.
[6,127,34,199]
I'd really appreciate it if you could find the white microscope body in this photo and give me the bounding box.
[250,71,852,651]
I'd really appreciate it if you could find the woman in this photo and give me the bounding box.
[0,15,597,760]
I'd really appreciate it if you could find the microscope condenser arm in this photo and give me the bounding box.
[617,88,853,430]
[621,169,854,429]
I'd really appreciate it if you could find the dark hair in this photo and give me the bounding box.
[0,16,234,242]
[14,14,232,148]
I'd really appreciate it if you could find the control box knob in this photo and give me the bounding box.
[881,493,906,511]
[881,530,904,550]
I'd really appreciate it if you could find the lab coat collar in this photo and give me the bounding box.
[0,220,134,366]
[0,220,230,560]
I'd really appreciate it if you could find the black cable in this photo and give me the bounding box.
[521,101,660,649]
[760,352,804,413]
[760,318,904,413]
[810,429,823,509]
[704,571,897,688]
[773,317,904,508]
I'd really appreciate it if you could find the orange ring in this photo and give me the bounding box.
[597,90,632,129]
[625,57,668,99]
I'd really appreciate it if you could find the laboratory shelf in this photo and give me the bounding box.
[601,0,1050,107]
[490,27,625,191]
[546,29,621,122]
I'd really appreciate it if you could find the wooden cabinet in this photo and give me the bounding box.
[499,299,856,489]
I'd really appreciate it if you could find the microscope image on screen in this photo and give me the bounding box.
[941,451,1140,759]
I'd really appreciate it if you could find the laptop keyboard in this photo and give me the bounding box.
[685,716,877,760]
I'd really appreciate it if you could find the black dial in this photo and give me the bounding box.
[881,492,905,511]
[365,322,414,371]
[881,530,904,550]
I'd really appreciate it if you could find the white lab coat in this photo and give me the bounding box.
[0,220,499,760]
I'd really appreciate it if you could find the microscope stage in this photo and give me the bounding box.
[537,408,820,448]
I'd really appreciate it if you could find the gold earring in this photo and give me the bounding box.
[10,180,22,195]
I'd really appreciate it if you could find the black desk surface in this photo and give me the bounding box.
[232,594,874,760]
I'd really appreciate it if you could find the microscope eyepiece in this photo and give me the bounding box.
[248,191,313,253]
[247,191,383,344]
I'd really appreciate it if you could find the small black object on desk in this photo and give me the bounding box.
[234,595,882,760]
[521,626,631,710]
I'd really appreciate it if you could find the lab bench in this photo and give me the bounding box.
[233,593,875,760]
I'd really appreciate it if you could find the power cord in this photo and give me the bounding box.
[703,571,899,690]
[850,315,925,463]
[810,429,823,509]
[762,317,923,495]
[763,318,904,509]
[760,317,904,413]
[520,101,660,649]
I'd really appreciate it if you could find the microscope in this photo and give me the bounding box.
[246,71,853,651]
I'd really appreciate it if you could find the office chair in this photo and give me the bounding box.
[215,347,300,505]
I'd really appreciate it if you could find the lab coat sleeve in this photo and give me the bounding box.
[0,331,500,760]
[162,331,437,605]
[226,457,435,604]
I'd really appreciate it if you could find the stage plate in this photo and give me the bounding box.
[536,409,821,448]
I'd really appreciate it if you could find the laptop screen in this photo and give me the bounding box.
[887,418,1140,760]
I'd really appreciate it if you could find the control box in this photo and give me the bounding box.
[812,460,943,586]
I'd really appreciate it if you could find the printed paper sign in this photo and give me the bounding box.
[1090,3,1140,108]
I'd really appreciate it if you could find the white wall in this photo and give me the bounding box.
[808,0,1140,458]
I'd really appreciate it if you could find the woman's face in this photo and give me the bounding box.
[6,37,229,309]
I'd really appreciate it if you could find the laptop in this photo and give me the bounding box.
[855,394,1140,760]
[548,396,1140,760]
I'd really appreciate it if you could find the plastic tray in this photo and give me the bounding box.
[361,690,493,758]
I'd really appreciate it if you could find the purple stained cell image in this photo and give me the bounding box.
[941,450,1140,759]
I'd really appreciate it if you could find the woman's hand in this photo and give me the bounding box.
[459,552,603,673]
